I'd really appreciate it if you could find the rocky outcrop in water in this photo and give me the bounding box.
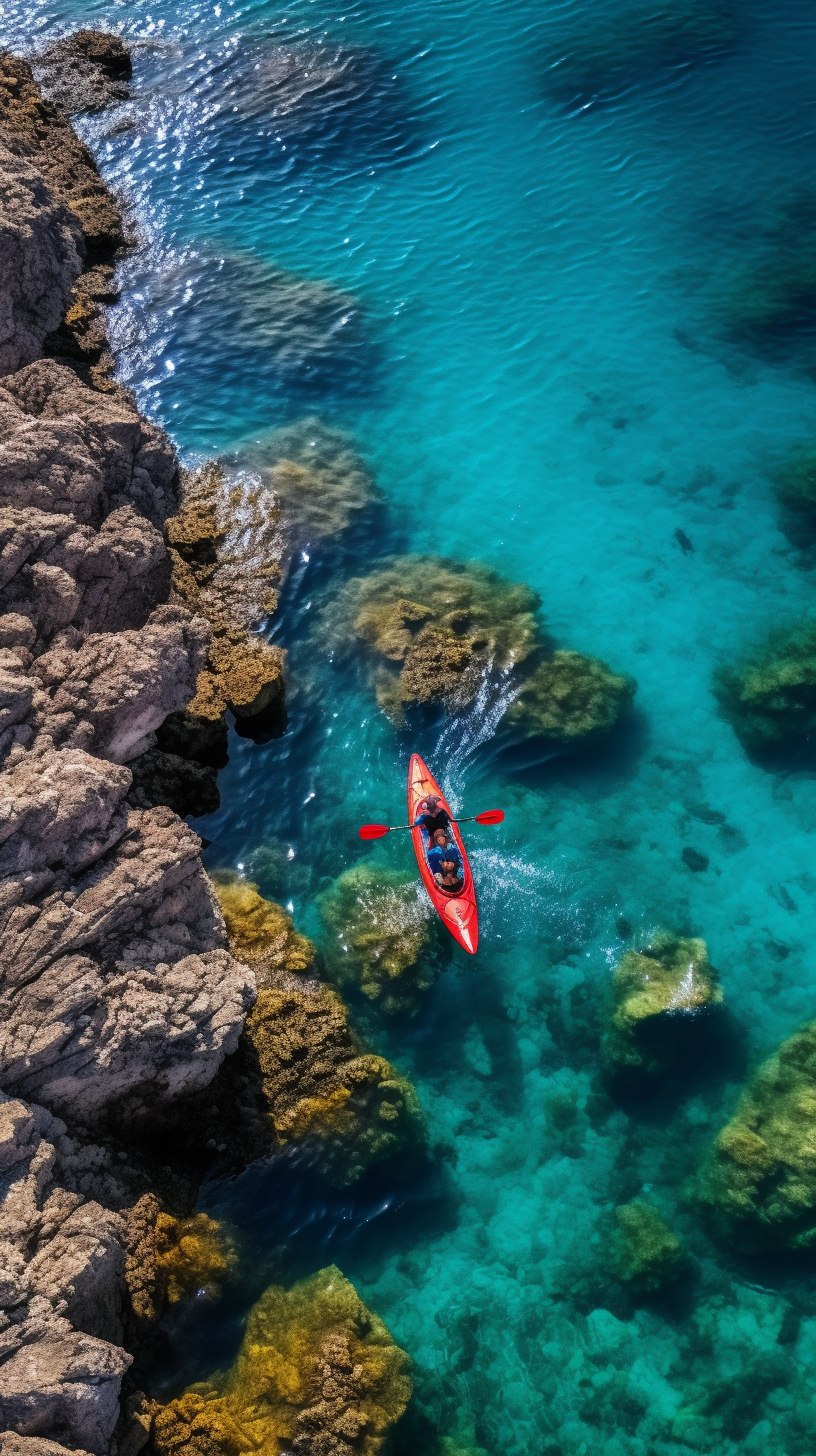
[697,1019,816,1250]
[151,1265,412,1456]
[33,33,132,117]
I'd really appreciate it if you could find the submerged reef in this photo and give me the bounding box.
[166,461,287,727]
[604,933,723,1078]
[239,416,378,540]
[247,982,425,1184]
[697,1020,816,1250]
[610,1201,684,1294]
[775,441,816,528]
[711,187,816,358]
[33,31,132,115]
[319,864,446,1016]
[154,1211,236,1304]
[153,1266,412,1456]
[543,0,738,97]
[211,873,317,982]
[328,554,539,721]
[137,248,373,403]
[713,622,816,750]
[503,650,635,745]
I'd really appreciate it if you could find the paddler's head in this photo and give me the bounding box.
[432,828,449,848]
[426,794,441,811]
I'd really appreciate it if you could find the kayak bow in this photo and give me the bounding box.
[408,753,479,955]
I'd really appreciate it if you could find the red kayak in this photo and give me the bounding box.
[408,753,478,955]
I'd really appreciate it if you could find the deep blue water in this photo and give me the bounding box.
[5,0,816,1447]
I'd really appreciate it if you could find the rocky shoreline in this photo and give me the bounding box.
[0,37,420,1456]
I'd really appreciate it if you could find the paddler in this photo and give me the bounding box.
[414,794,451,838]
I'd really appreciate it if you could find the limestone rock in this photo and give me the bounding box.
[0,802,255,1124]
[0,505,169,640]
[0,53,125,260]
[28,604,209,762]
[34,33,132,117]
[0,359,179,528]
[0,1093,130,1453]
[0,148,83,377]
[697,1019,816,1251]
[126,748,219,820]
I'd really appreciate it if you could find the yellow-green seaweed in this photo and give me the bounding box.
[604,933,723,1076]
[697,1020,816,1250]
[154,1212,237,1304]
[713,622,816,749]
[327,555,540,722]
[210,873,316,983]
[152,1265,412,1456]
[504,650,635,743]
[319,864,444,1016]
[247,983,425,1185]
[610,1202,684,1293]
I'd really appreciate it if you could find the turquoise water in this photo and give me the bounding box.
[7,0,816,1446]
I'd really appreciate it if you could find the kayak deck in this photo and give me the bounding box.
[408,753,478,955]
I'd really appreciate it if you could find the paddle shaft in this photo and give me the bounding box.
[384,814,489,832]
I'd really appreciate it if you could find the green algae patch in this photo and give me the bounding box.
[604,934,723,1077]
[713,622,816,749]
[775,441,816,525]
[154,1212,237,1304]
[152,1265,412,1456]
[610,1202,684,1293]
[697,1020,816,1251]
[210,873,317,983]
[319,864,447,1016]
[505,650,635,744]
[713,188,816,345]
[328,554,540,722]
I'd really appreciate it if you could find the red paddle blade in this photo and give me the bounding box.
[475,809,504,825]
[359,824,390,839]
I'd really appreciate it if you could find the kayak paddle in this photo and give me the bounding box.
[359,809,504,840]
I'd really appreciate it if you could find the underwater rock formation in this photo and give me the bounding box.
[775,441,816,529]
[211,874,316,983]
[247,981,425,1185]
[603,933,723,1078]
[166,462,286,727]
[503,650,635,745]
[319,863,443,1016]
[152,1266,411,1456]
[239,416,378,541]
[609,1201,684,1293]
[136,248,372,402]
[329,554,539,722]
[712,188,816,354]
[170,35,415,170]
[697,1020,816,1250]
[33,32,132,116]
[543,0,739,97]
[713,622,816,750]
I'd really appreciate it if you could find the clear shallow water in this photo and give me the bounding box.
[5,0,816,1446]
